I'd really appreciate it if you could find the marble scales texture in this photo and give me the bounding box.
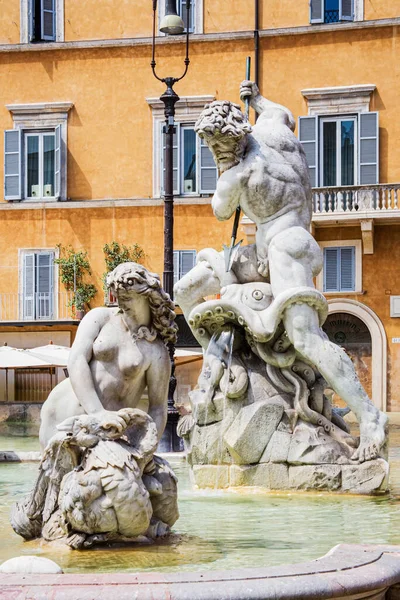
[11,263,179,548]
[175,82,388,494]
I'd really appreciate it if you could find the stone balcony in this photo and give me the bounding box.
[0,292,75,323]
[241,183,400,254]
[311,183,400,225]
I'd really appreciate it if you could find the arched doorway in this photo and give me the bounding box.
[325,300,387,411]
[323,312,372,407]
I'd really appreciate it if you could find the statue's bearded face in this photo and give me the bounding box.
[203,131,247,173]
[195,100,252,174]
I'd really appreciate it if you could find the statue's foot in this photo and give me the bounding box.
[352,410,388,463]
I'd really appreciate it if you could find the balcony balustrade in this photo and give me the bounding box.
[312,183,400,224]
[0,292,75,322]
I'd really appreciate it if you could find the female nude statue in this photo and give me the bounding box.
[39,262,177,449]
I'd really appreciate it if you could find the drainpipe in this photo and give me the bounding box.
[254,0,260,88]
[254,0,260,121]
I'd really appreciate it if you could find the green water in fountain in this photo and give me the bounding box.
[0,430,400,574]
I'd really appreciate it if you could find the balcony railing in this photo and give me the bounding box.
[0,292,75,322]
[312,184,400,217]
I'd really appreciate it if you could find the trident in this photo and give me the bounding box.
[223,56,251,272]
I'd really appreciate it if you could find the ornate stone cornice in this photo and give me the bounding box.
[301,85,376,115]
[6,102,74,116]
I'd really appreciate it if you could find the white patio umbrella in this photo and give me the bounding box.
[0,346,54,369]
[0,346,54,402]
[175,348,203,366]
[26,344,70,367]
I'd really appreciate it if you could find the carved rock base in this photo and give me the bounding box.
[191,459,388,495]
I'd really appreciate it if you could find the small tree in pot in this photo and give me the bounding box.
[55,245,97,319]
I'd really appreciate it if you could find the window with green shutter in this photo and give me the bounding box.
[22,251,55,320]
[4,126,62,201]
[310,0,354,23]
[178,0,195,33]
[173,250,196,284]
[29,0,56,42]
[160,124,217,196]
[298,113,379,189]
[323,246,355,292]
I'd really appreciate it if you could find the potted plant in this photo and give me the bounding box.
[55,245,97,319]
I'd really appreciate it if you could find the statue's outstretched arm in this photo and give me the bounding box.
[68,307,110,414]
[240,80,296,132]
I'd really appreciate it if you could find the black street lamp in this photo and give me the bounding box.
[151,0,191,435]
[151,0,190,299]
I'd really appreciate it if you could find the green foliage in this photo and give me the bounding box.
[54,244,97,312]
[102,241,145,293]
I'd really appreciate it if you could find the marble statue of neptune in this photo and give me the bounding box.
[175,81,387,463]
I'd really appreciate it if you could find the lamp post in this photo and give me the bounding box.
[151,0,191,431]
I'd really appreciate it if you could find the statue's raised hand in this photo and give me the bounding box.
[240,80,260,103]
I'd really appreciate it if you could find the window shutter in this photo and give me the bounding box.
[36,252,54,319]
[199,137,217,193]
[161,122,179,195]
[41,0,56,40]
[323,248,339,292]
[23,253,35,320]
[298,116,318,188]
[310,0,324,23]
[340,0,354,20]
[173,251,179,285]
[180,250,196,278]
[28,0,34,41]
[340,247,355,291]
[358,112,379,185]
[180,0,195,33]
[54,124,61,199]
[4,129,22,201]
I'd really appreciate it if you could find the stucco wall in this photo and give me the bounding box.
[0,0,20,44]
[364,0,400,21]
[1,27,399,203]
[65,0,152,42]
[1,0,400,46]
[0,203,235,297]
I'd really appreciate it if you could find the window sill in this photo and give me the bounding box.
[322,291,365,296]
[310,21,354,25]
[22,197,58,202]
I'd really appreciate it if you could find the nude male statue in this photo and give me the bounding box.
[174,81,387,463]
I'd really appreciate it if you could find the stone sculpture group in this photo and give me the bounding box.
[176,81,389,494]
[12,263,179,548]
[11,81,390,549]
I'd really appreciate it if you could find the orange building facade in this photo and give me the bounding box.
[0,0,399,416]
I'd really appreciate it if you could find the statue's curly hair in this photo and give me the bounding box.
[195,100,252,139]
[106,262,177,345]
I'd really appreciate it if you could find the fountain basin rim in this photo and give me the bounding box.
[1,544,400,599]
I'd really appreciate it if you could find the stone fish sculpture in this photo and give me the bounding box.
[176,82,389,494]
[12,408,178,548]
[12,263,179,547]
